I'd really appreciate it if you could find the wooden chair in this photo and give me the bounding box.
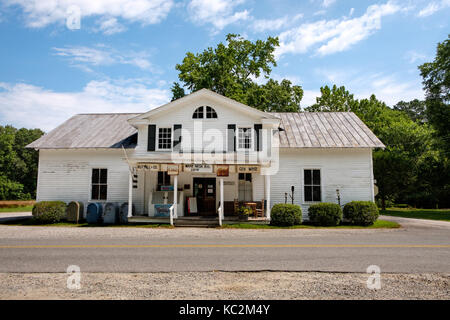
[255,199,265,218]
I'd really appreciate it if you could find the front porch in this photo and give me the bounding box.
[128,215,269,227]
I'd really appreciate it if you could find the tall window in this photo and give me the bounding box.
[158,127,172,150]
[206,106,217,118]
[91,168,107,200]
[157,171,171,191]
[238,127,252,150]
[304,169,321,202]
[238,173,252,201]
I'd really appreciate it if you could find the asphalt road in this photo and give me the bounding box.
[0,215,449,273]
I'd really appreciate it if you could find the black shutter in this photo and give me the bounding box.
[147,124,156,151]
[254,124,262,151]
[173,124,182,151]
[227,124,236,152]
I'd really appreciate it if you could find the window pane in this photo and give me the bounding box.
[313,186,321,202]
[304,186,312,202]
[246,173,252,182]
[304,170,312,185]
[100,169,107,184]
[100,185,107,200]
[238,173,244,180]
[92,169,99,183]
[92,184,99,200]
[313,170,320,185]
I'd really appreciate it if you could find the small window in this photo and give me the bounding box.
[158,128,172,150]
[238,173,252,201]
[193,106,204,119]
[304,169,321,202]
[238,127,252,150]
[157,171,171,191]
[206,106,217,118]
[91,168,107,200]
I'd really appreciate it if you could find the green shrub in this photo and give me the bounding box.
[32,201,66,224]
[343,201,379,226]
[308,203,343,226]
[270,204,302,226]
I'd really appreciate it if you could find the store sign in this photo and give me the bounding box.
[184,164,213,173]
[216,165,229,177]
[167,164,179,175]
[137,163,160,171]
[237,165,260,173]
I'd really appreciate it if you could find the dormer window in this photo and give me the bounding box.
[192,106,217,119]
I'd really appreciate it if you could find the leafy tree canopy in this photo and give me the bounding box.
[393,99,427,123]
[172,34,303,112]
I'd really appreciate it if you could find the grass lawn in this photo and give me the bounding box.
[381,208,450,222]
[0,205,33,213]
[0,218,399,229]
[222,219,399,229]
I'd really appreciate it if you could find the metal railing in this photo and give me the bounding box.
[169,204,174,226]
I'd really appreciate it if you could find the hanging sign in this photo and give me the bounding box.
[184,164,213,173]
[167,164,179,175]
[137,163,160,171]
[216,165,229,177]
[237,165,260,173]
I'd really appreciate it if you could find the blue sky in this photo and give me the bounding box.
[0,0,449,131]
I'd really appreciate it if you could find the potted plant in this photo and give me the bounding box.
[237,206,252,221]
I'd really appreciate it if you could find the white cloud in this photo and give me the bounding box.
[4,0,173,32]
[276,1,400,57]
[418,0,450,17]
[96,17,127,35]
[312,68,424,106]
[52,45,156,71]
[302,89,321,107]
[405,50,427,64]
[251,14,303,32]
[187,0,249,31]
[0,79,170,131]
[322,0,336,8]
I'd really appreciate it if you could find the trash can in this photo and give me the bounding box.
[103,202,119,224]
[67,201,84,223]
[87,202,103,224]
[119,202,135,224]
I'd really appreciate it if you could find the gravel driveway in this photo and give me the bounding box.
[1,272,448,300]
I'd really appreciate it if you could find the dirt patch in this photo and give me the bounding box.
[0,200,35,209]
[1,272,448,300]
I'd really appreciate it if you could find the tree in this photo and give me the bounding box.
[419,35,450,152]
[174,34,303,112]
[171,82,185,101]
[0,125,44,200]
[393,99,427,123]
[305,85,358,112]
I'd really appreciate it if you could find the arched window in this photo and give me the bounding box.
[192,106,204,119]
[192,106,217,119]
[206,106,218,118]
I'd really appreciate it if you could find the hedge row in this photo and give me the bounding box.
[32,201,67,224]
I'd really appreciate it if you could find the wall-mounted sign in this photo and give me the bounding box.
[137,163,160,171]
[237,165,260,173]
[223,181,235,186]
[216,165,229,177]
[184,164,213,173]
[167,164,179,175]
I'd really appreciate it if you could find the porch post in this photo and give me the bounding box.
[265,174,271,220]
[173,174,178,218]
[219,177,224,225]
[128,168,133,218]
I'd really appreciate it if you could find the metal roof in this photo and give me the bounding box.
[27,113,139,149]
[273,112,385,148]
[27,111,384,149]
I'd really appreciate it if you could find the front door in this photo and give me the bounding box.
[193,178,216,216]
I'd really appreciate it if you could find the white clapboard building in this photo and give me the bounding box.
[27,89,384,223]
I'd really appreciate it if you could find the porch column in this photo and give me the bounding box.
[265,174,271,220]
[173,174,178,218]
[219,177,224,225]
[128,168,133,218]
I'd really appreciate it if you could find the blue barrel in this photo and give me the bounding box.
[103,202,119,224]
[119,202,135,224]
[87,203,103,224]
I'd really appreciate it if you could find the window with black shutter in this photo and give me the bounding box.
[91,168,107,200]
[304,169,321,202]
